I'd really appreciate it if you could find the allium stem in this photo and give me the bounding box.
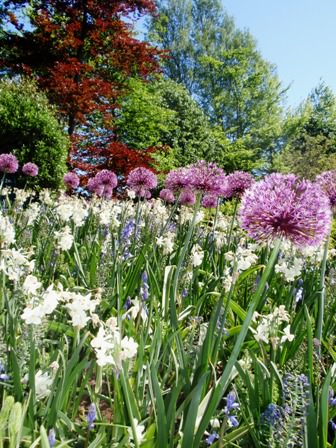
[315,234,330,355]
[226,198,239,249]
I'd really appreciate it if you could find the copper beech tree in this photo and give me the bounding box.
[0,0,161,181]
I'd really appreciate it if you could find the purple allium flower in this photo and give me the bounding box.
[187,161,226,195]
[316,170,336,207]
[239,173,332,247]
[160,188,175,203]
[179,188,196,206]
[48,429,56,447]
[88,170,117,198]
[0,153,19,174]
[127,167,157,197]
[205,432,219,445]
[64,172,80,189]
[201,194,218,209]
[87,403,97,430]
[22,162,39,177]
[221,171,254,198]
[165,167,193,192]
[95,169,118,189]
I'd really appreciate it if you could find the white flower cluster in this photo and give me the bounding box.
[180,208,204,225]
[91,317,138,370]
[0,248,34,281]
[0,213,15,246]
[55,195,89,227]
[275,255,303,282]
[251,305,294,346]
[24,202,41,226]
[54,226,74,251]
[21,277,98,329]
[156,232,175,255]
[225,244,258,272]
[191,244,204,267]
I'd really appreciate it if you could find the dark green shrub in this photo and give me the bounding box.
[0,78,69,189]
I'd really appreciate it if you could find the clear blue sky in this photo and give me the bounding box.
[222,0,336,108]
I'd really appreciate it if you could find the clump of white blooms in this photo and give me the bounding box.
[275,255,304,282]
[191,244,204,267]
[0,213,16,246]
[128,418,145,445]
[54,226,74,251]
[24,202,41,226]
[0,248,34,281]
[225,244,258,272]
[91,317,138,371]
[180,208,204,225]
[251,306,294,347]
[156,232,175,255]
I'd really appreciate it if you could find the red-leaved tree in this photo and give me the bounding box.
[0,0,161,183]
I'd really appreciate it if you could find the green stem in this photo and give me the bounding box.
[315,234,329,356]
[226,198,239,249]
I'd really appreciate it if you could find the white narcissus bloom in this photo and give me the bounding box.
[0,213,15,246]
[41,285,60,315]
[22,274,42,295]
[34,370,53,400]
[120,336,138,360]
[24,202,41,226]
[0,248,34,281]
[281,325,295,343]
[54,226,74,251]
[191,245,204,267]
[21,305,44,325]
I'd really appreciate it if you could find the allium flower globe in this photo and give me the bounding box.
[239,173,332,247]
[22,162,39,177]
[316,170,336,207]
[179,189,196,206]
[187,160,226,195]
[221,171,254,198]
[64,172,80,189]
[88,170,118,199]
[127,167,157,197]
[165,167,193,192]
[0,153,19,174]
[202,194,218,208]
[160,188,175,203]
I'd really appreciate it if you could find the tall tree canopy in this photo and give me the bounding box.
[272,83,336,178]
[148,0,285,170]
[0,0,161,179]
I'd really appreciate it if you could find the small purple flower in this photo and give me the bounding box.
[160,188,175,203]
[140,271,149,301]
[330,419,336,431]
[87,403,97,430]
[64,172,80,189]
[260,403,284,428]
[228,415,239,427]
[220,171,254,198]
[127,167,157,198]
[182,288,188,299]
[239,173,332,247]
[124,297,132,311]
[316,170,336,207]
[201,194,218,209]
[224,391,239,414]
[22,162,39,177]
[179,188,196,206]
[205,432,219,445]
[0,153,19,174]
[48,428,56,447]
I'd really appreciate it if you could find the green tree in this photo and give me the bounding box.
[115,77,255,171]
[0,78,69,189]
[148,0,285,170]
[273,83,336,178]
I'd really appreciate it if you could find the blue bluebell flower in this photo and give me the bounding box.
[87,403,97,430]
[48,428,56,447]
[205,432,219,445]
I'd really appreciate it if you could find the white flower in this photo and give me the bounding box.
[34,370,53,400]
[0,213,15,246]
[24,203,41,226]
[128,418,145,444]
[253,323,269,344]
[121,336,138,360]
[191,245,204,267]
[21,305,44,325]
[41,285,60,314]
[54,226,74,251]
[22,275,42,295]
[281,325,295,343]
